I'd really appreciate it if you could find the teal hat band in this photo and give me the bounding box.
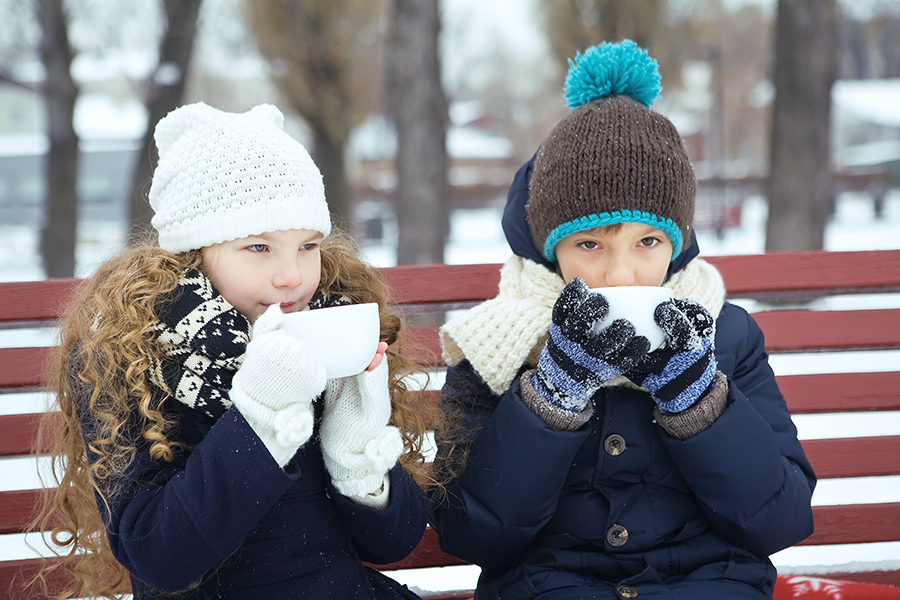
[543,209,684,263]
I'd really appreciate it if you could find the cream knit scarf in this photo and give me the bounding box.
[440,255,727,395]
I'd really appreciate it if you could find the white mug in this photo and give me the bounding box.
[281,303,381,379]
[589,286,674,351]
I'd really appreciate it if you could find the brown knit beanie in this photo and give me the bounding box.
[527,40,696,262]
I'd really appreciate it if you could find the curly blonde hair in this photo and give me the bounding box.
[29,230,431,599]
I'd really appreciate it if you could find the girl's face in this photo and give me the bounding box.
[554,222,672,289]
[201,228,323,323]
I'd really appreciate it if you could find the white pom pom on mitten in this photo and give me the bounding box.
[230,305,327,467]
[320,359,403,508]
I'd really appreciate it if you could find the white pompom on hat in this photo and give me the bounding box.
[148,102,331,253]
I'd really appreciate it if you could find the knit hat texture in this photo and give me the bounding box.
[149,102,331,253]
[527,40,696,262]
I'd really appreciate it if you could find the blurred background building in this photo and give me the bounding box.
[1,0,899,278]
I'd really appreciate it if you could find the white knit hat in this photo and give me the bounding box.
[148,102,331,253]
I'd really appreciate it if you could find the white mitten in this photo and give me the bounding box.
[230,305,326,467]
[320,359,403,507]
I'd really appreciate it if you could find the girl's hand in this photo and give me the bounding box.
[365,341,389,372]
[320,358,403,505]
[230,305,326,467]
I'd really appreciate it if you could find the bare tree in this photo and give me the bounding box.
[385,0,448,265]
[838,3,900,79]
[539,0,674,82]
[36,0,79,278]
[246,0,385,224]
[127,0,203,242]
[766,0,837,251]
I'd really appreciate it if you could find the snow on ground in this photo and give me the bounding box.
[1,190,899,594]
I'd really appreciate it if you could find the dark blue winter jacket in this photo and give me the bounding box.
[428,156,816,599]
[81,380,425,599]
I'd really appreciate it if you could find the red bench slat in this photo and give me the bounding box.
[383,263,501,307]
[0,279,78,325]
[0,556,130,600]
[709,250,900,297]
[403,327,442,367]
[800,502,900,546]
[0,490,43,536]
[779,372,900,414]
[802,436,900,479]
[754,308,900,352]
[0,347,50,390]
[0,414,45,458]
[369,528,467,571]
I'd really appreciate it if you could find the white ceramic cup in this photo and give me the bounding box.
[589,286,675,351]
[281,303,381,379]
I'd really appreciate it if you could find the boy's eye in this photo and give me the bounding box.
[639,237,660,248]
[578,240,599,250]
[247,244,268,253]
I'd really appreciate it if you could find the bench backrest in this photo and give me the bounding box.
[2,249,900,597]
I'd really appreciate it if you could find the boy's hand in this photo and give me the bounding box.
[531,279,651,414]
[628,299,718,414]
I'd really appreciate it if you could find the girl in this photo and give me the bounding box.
[429,41,816,599]
[33,103,427,599]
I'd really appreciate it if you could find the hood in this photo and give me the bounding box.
[501,152,700,281]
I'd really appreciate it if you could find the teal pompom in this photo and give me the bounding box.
[564,40,661,109]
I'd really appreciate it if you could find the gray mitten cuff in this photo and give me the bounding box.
[520,369,593,432]
[654,370,728,440]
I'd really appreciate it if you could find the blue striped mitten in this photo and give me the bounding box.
[629,299,718,414]
[532,279,651,414]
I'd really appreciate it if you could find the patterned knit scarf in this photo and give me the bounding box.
[150,268,351,420]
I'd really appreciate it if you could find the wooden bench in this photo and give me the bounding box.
[2,249,900,598]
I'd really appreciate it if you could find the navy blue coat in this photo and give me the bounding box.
[82,389,425,599]
[428,156,816,599]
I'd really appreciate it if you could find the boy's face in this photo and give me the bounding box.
[555,222,672,289]
[201,228,323,323]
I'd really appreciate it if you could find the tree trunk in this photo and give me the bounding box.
[386,0,448,266]
[127,0,202,244]
[766,0,837,252]
[36,0,78,278]
[311,124,350,228]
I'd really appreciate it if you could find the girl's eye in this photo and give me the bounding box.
[300,243,319,251]
[247,244,268,253]
[639,237,660,248]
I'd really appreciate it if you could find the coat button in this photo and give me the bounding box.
[604,434,626,455]
[606,524,629,547]
[616,585,639,598]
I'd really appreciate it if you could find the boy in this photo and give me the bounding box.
[429,40,815,600]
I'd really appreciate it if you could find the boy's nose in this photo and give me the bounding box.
[605,257,636,287]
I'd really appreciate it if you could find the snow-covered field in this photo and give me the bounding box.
[1,191,899,596]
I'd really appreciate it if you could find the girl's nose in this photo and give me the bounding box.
[273,259,303,289]
[605,256,636,287]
